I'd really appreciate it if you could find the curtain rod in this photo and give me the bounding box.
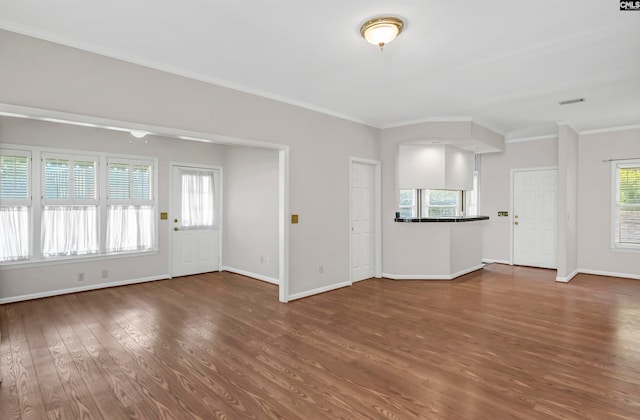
[602,157,640,163]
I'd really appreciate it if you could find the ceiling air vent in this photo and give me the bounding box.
[559,98,585,105]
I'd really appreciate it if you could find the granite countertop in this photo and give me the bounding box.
[394,215,490,223]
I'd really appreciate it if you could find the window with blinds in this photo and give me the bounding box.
[42,155,98,203]
[108,160,152,203]
[1,152,30,202]
[106,158,155,253]
[614,161,640,248]
[41,154,99,257]
[0,150,31,261]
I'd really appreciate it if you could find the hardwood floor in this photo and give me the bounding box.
[1,264,640,419]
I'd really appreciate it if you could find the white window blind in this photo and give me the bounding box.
[42,155,98,204]
[108,160,152,203]
[41,154,99,257]
[615,162,640,248]
[1,152,30,202]
[0,150,31,261]
[106,158,155,252]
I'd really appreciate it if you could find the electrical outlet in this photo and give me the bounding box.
[319,265,324,274]
[101,269,109,279]
[260,256,264,264]
[78,273,85,282]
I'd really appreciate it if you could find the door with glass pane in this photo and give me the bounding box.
[171,165,220,277]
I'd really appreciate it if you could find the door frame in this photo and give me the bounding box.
[349,157,382,283]
[510,166,558,266]
[169,162,223,278]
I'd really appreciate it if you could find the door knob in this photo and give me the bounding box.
[514,221,519,225]
[174,227,179,231]
[174,218,178,223]
[515,215,519,219]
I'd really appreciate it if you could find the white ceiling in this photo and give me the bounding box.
[1,0,639,139]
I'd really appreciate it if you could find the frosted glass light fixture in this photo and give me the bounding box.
[360,16,405,51]
[130,130,147,139]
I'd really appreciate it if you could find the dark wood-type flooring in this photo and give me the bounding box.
[2,264,640,419]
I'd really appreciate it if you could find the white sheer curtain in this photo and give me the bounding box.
[41,205,98,257]
[0,206,30,261]
[180,169,216,229]
[106,205,155,252]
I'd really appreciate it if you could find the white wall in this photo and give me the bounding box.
[479,137,559,263]
[557,125,579,280]
[223,146,279,281]
[578,127,640,278]
[0,30,379,299]
[0,116,225,301]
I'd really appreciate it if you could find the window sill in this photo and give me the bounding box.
[0,249,160,270]
[610,246,640,253]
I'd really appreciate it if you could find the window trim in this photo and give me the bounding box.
[612,160,640,251]
[0,143,159,267]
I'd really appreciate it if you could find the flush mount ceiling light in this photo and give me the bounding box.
[360,16,404,51]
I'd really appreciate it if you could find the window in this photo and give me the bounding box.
[179,168,217,229]
[41,154,99,257]
[614,161,640,249]
[399,189,418,218]
[398,173,479,219]
[399,189,463,218]
[106,158,155,253]
[0,149,31,261]
[1,145,157,265]
[423,189,462,217]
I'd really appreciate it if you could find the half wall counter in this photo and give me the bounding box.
[386,216,489,280]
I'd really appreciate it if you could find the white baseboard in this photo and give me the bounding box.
[383,265,484,281]
[287,281,351,301]
[222,266,279,285]
[0,275,169,305]
[556,269,579,283]
[383,273,451,280]
[482,259,511,265]
[578,268,640,281]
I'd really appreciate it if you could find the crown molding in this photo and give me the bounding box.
[580,124,640,135]
[505,134,558,144]
[380,116,475,130]
[0,22,375,129]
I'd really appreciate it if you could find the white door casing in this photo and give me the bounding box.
[351,161,376,282]
[171,164,221,277]
[512,168,558,269]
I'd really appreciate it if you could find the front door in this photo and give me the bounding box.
[351,161,376,282]
[171,165,220,277]
[513,169,557,269]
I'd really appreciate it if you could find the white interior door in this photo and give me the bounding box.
[351,162,375,282]
[513,169,557,268]
[171,165,220,277]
